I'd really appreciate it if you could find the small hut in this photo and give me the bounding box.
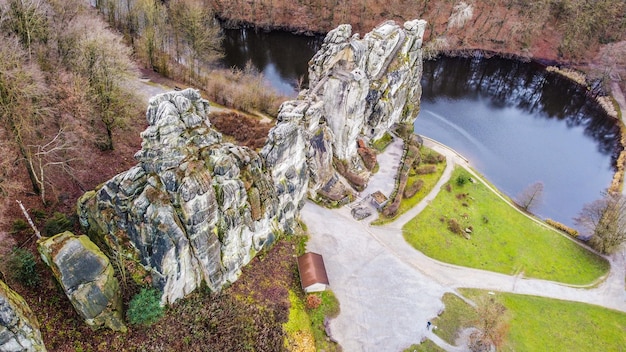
[370,190,388,210]
[297,252,330,293]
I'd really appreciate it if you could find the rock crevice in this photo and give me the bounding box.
[78,19,426,304]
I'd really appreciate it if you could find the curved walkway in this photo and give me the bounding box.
[301,136,626,352]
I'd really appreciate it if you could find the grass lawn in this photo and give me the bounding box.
[284,290,341,351]
[373,147,446,225]
[403,167,609,284]
[451,289,626,352]
[431,293,478,343]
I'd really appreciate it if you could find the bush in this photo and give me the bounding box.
[447,218,464,235]
[10,219,29,234]
[305,294,322,310]
[403,179,424,199]
[127,288,164,326]
[7,248,40,287]
[415,165,437,175]
[546,219,578,238]
[44,212,74,237]
[456,174,470,186]
[422,152,445,164]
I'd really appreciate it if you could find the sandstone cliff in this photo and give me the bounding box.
[264,19,426,201]
[78,20,425,304]
[78,89,295,304]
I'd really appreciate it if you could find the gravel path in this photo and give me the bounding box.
[301,135,626,352]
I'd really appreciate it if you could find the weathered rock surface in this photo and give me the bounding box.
[78,89,291,304]
[0,280,46,352]
[37,232,125,331]
[76,19,426,305]
[263,19,427,201]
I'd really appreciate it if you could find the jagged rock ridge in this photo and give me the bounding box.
[265,19,427,201]
[78,19,426,304]
[78,89,299,303]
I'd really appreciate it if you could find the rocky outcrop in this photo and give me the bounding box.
[78,89,293,304]
[77,20,425,305]
[263,19,426,201]
[37,232,125,332]
[0,280,46,352]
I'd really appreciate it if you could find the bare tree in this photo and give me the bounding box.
[169,0,223,81]
[575,192,626,254]
[0,0,49,60]
[469,295,510,352]
[516,181,544,212]
[69,15,138,150]
[0,138,25,227]
[0,35,50,194]
[27,129,78,204]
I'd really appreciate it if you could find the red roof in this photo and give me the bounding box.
[297,252,330,290]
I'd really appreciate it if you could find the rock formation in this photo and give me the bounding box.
[78,89,296,304]
[37,232,125,332]
[263,19,426,201]
[0,280,46,352]
[77,19,426,305]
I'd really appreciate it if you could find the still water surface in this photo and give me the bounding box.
[221,29,620,227]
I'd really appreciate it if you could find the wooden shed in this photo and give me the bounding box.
[297,252,330,293]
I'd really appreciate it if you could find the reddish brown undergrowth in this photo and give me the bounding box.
[210,111,273,150]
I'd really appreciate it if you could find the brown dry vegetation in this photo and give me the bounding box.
[210,111,273,150]
[3,232,304,351]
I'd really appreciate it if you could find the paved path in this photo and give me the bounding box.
[301,135,626,352]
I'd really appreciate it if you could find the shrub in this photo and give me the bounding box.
[127,288,164,326]
[10,219,29,234]
[44,212,74,237]
[305,294,322,310]
[456,174,470,186]
[422,152,445,164]
[415,165,437,175]
[7,248,40,287]
[403,179,424,199]
[447,218,464,235]
[546,219,578,237]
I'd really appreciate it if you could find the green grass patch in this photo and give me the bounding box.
[283,290,315,349]
[403,167,609,284]
[372,132,393,152]
[308,291,341,351]
[403,339,446,352]
[373,147,446,225]
[284,289,341,351]
[431,293,478,343]
[460,289,626,352]
[284,290,312,334]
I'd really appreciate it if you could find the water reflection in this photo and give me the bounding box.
[221,28,323,95]
[220,28,621,227]
[417,57,621,226]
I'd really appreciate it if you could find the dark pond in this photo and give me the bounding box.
[221,28,323,95]
[221,28,621,227]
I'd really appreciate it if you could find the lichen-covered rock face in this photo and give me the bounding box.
[0,280,46,352]
[76,20,425,305]
[264,19,426,200]
[37,232,125,332]
[78,89,285,304]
